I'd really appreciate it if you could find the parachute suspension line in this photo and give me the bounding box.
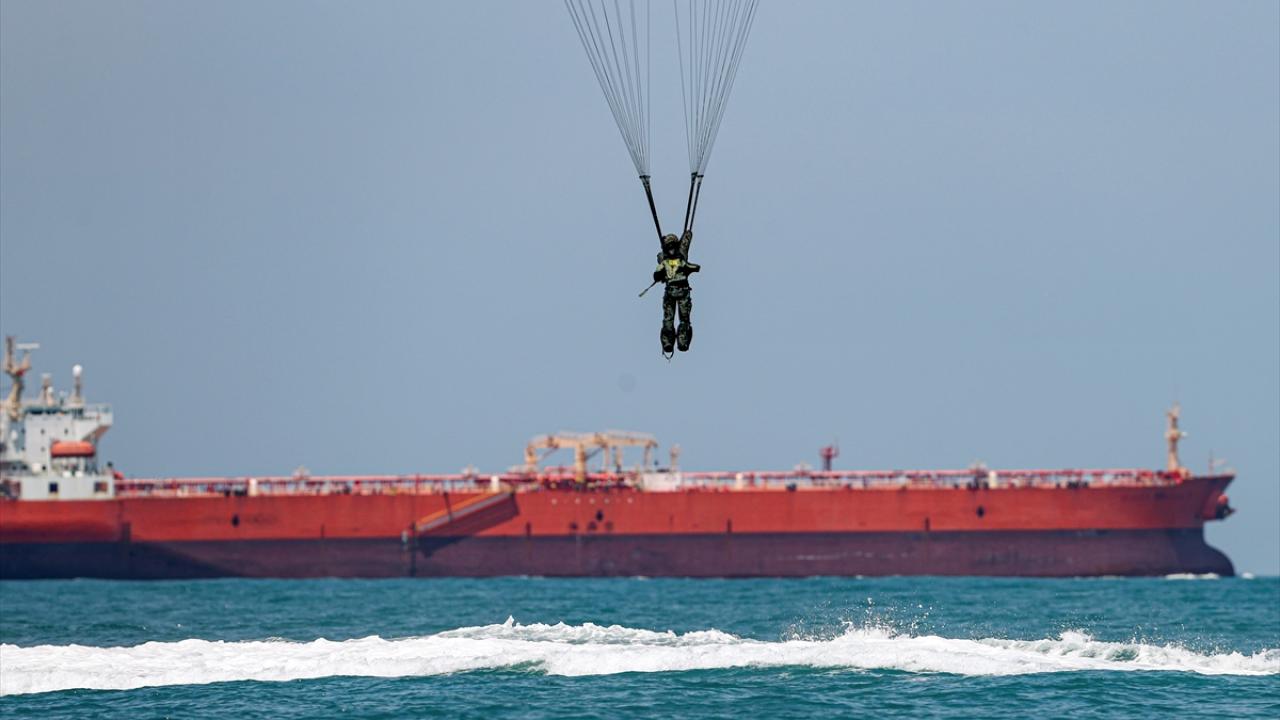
[674,0,759,177]
[565,0,652,177]
[703,0,758,174]
[696,0,738,168]
[640,0,650,172]
[675,3,693,173]
[640,0,661,239]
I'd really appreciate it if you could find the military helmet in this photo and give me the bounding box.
[661,233,679,246]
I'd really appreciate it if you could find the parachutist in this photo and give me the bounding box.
[566,1,758,356]
[653,230,699,355]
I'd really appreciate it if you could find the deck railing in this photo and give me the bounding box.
[110,467,1200,498]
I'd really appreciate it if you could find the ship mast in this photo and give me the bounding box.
[820,443,839,472]
[1165,403,1186,473]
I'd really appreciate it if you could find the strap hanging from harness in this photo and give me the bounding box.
[682,173,704,235]
[640,175,662,240]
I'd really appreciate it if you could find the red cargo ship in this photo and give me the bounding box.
[0,339,1236,578]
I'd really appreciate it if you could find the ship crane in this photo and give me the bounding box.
[524,431,658,483]
[3,336,36,422]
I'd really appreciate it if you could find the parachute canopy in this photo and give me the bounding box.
[565,0,760,236]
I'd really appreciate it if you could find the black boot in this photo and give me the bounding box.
[661,327,676,355]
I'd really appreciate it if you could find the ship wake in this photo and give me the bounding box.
[2,619,1277,695]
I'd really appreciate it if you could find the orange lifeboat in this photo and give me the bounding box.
[49,440,95,458]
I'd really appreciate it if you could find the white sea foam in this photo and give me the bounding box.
[1,619,1276,696]
[1164,573,1222,580]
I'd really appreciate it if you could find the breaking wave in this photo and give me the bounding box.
[2,619,1276,695]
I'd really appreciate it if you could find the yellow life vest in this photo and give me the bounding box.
[661,258,685,281]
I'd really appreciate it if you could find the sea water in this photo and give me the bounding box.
[0,576,1276,718]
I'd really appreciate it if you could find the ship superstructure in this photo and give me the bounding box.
[0,337,114,501]
[0,340,1237,579]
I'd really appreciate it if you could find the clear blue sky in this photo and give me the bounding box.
[2,1,1277,573]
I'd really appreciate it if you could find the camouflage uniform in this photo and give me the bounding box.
[654,230,699,354]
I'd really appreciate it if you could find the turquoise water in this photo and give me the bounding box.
[1,576,1277,718]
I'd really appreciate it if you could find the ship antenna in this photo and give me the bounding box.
[39,373,54,406]
[70,365,84,407]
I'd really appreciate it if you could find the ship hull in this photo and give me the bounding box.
[0,475,1235,579]
[0,528,1233,579]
